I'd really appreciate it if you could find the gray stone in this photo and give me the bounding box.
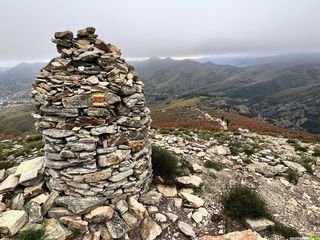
[77,27,96,37]
[179,192,204,208]
[84,206,114,223]
[122,212,138,228]
[16,157,45,184]
[59,216,88,233]
[98,150,130,167]
[115,199,128,214]
[90,125,117,136]
[0,174,19,193]
[43,129,74,138]
[11,193,25,210]
[106,214,130,239]
[192,207,208,223]
[66,142,96,151]
[178,221,196,239]
[84,108,111,117]
[283,160,307,173]
[0,210,28,236]
[24,201,43,223]
[245,218,275,232]
[109,169,133,182]
[54,31,73,40]
[122,93,144,108]
[39,106,79,117]
[55,196,106,214]
[42,191,59,215]
[48,207,73,219]
[176,175,203,188]
[0,169,5,182]
[62,94,92,108]
[44,218,72,240]
[139,191,162,205]
[140,217,162,240]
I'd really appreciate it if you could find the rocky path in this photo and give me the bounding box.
[194,107,228,130]
[151,128,320,239]
[0,128,319,239]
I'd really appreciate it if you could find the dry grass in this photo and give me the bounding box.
[151,106,320,142]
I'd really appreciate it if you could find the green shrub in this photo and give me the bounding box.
[299,157,314,174]
[313,146,320,157]
[2,128,21,137]
[159,128,175,135]
[286,138,297,144]
[12,141,44,157]
[15,227,45,240]
[0,161,14,170]
[24,141,44,151]
[243,147,255,156]
[26,134,42,142]
[267,221,301,238]
[204,160,225,171]
[229,146,240,155]
[197,131,215,141]
[291,142,308,152]
[222,184,270,220]
[286,168,299,184]
[152,146,178,181]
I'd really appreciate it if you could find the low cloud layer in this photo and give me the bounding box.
[1,0,320,63]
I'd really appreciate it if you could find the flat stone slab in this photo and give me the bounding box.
[16,157,45,184]
[55,196,106,214]
[176,175,203,188]
[0,210,28,236]
[179,192,204,208]
[106,214,130,239]
[0,174,19,193]
[283,160,307,173]
[245,218,275,232]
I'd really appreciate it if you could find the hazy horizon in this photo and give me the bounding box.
[1,0,320,65]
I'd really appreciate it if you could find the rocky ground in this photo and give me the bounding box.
[0,127,319,239]
[148,127,320,239]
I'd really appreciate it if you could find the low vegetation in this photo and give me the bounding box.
[0,106,35,136]
[229,141,260,156]
[15,227,45,240]
[313,146,320,156]
[151,146,179,183]
[267,221,301,239]
[151,106,320,142]
[26,133,42,142]
[286,168,299,184]
[12,140,44,158]
[298,157,315,174]
[222,185,270,220]
[222,184,301,238]
[287,139,309,152]
[204,160,225,171]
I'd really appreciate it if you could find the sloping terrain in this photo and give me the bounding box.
[0,55,320,132]
[0,62,44,98]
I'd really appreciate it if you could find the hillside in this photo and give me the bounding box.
[133,58,320,133]
[0,62,44,98]
[0,55,320,133]
[133,57,241,96]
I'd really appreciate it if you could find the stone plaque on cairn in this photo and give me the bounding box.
[31,27,153,201]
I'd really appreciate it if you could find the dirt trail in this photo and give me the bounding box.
[194,107,228,130]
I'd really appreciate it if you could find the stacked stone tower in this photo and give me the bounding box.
[31,27,152,201]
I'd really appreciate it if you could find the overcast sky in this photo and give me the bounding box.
[1,0,320,65]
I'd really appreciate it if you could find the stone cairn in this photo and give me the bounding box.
[32,27,153,200]
[0,27,156,239]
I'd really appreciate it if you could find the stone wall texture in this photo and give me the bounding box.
[31,27,152,201]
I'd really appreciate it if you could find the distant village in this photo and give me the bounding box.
[0,96,29,110]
